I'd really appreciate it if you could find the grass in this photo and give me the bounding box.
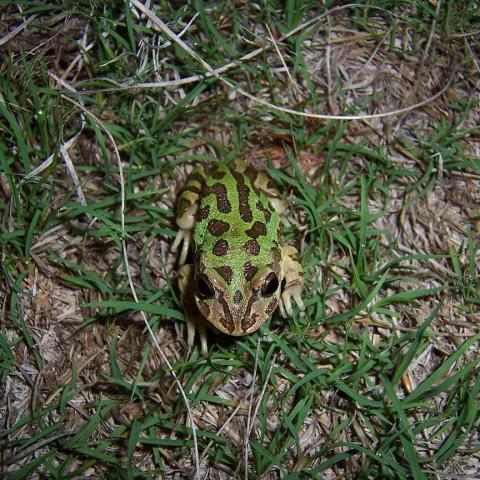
[1,0,479,478]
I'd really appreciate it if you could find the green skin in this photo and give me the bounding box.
[173,160,304,352]
[193,163,282,334]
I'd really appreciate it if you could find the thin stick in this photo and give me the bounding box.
[265,24,301,95]
[58,94,201,479]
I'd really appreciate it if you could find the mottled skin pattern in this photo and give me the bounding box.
[172,160,305,354]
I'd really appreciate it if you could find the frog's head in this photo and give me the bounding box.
[193,250,282,336]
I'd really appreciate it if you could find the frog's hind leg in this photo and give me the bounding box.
[254,172,286,217]
[235,160,287,217]
[178,264,208,355]
[172,166,207,265]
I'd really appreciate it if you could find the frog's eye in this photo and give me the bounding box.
[261,272,279,298]
[195,274,216,299]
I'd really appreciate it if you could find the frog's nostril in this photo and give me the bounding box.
[233,290,243,304]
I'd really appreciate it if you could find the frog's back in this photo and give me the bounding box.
[193,162,280,271]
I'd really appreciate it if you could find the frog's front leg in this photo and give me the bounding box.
[279,245,305,318]
[178,264,208,355]
[171,167,206,265]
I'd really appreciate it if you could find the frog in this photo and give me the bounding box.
[172,159,305,354]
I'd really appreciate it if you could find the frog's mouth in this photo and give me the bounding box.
[204,313,262,337]
[199,293,271,336]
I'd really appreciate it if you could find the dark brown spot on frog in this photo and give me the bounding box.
[243,294,254,317]
[256,201,272,223]
[189,172,205,184]
[213,239,229,256]
[233,290,243,305]
[218,297,235,333]
[245,239,260,256]
[215,265,233,285]
[184,184,201,194]
[198,205,210,221]
[212,169,226,180]
[266,298,278,315]
[243,166,263,196]
[208,219,230,236]
[207,183,231,214]
[244,165,258,184]
[231,169,252,223]
[241,296,257,331]
[267,180,277,192]
[246,221,267,239]
[177,198,193,217]
[244,261,258,281]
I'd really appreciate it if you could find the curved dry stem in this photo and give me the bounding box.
[58,92,202,480]
[129,0,456,122]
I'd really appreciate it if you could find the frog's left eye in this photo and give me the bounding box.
[261,272,279,298]
[195,274,216,299]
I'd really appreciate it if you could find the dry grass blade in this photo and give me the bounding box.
[86,3,372,93]
[57,94,201,479]
[1,432,73,466]
[199,403,242,465]
[395,0,444,129]
[21,74,86,197]
[265,24,301,96]
[59,145,87,207]
[0,13,38,46]
[129,0,457,121]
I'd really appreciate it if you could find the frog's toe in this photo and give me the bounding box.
[172,228,191,265]
[171,229,184,252]
[281,290,293,317]
[293,291,305,317]
[186,313,208,355]
[281,285,305,318]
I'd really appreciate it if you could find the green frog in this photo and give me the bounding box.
[172,160,304,354]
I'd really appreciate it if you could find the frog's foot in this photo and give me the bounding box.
[172,228,192,266]
[279,244,305,318]
[279,283,305,318]
[187,316,208,356]
[179,264,208,355]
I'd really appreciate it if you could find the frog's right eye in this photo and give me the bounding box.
[195,274,216,299]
